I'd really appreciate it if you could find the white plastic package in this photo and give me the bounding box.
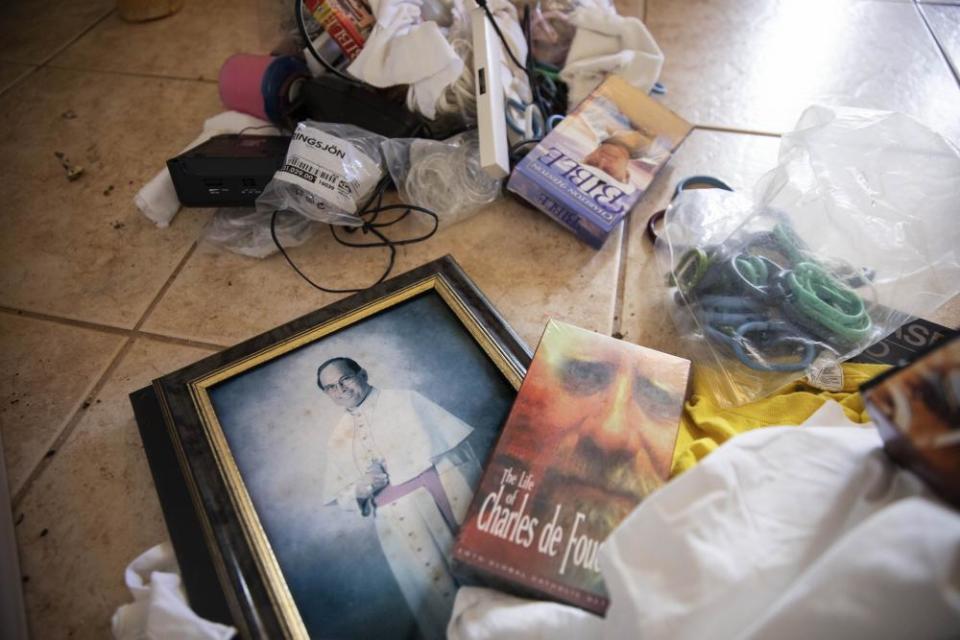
[381,130,501,230]
[256,121,386,226]
[656,106,960,406]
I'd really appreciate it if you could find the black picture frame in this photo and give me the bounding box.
[141,256,531,639]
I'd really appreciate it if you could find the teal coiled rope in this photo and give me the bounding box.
[781,261,872,348]
[660,177,876,371]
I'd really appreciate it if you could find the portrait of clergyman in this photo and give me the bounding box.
[206,293,516,639]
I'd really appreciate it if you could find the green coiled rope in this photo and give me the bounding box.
[782,261,872,346]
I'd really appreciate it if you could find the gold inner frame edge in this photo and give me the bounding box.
[183,273,524,638]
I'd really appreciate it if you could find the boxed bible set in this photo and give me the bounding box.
[507,75,692,248]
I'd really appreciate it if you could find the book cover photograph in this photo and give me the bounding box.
[453,320,691,613]
[507,75,692,248]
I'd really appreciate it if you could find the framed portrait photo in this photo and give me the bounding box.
[146,256,531,639]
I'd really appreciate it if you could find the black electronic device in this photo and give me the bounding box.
[291,74,425,138]
[167,134,291,207]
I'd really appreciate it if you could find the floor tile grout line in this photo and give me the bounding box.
[913,0,960,86]
[135,330,229,352]
[9,238,222,505]
[0,8,115,98]
[0,66,41,100]
[0,306,131,337]
[611,209,632,339]
[693,124,782,138]
[35,8,117,70]
[10,337,135,510]
[133,241,199,332]
[0,306,229,352]
[43,63,219,85]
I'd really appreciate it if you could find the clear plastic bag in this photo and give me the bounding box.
[656,106,960,407]
[203,208,317,259]
[256,121,386,226]
[381,130,502,230]
[527,0,580,67]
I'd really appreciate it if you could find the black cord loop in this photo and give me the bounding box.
[270,177,440,294]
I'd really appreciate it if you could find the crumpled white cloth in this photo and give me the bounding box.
[559,6,663,107]
[448,585,602,639]
[112,543,235,640]
[348,0,463,119]
[448,401,960,639]
[135,112,280,227]
[349,0,529,120]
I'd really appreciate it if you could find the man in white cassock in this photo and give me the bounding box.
[318,357,481,640]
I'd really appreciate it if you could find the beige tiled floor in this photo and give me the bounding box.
[0,62,35,95]
[649,0,960,145]
[0,67,218,328]
[0,312,125,496]
[1,1,958,638]
[0,0,113,66]
[53,0,261,81]
[143,201,623,348]
[14,338,215,639]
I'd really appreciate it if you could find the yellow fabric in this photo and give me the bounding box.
[670,363,889,477]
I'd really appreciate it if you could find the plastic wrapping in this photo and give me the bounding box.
[656,106,960,407]
[381,130,501,230]
[527,0,616,67]
[527,0,579,67]
[203,208,318,259]
[256,121,386,226]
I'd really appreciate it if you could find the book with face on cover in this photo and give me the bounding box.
[452,320,690,614]
[507,75,691,248]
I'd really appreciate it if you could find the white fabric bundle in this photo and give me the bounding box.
[112,543,235,640]
[448,402,960,639]
[348,0,464,119]
[560,6,663,107]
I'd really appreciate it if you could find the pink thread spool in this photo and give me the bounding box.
[219,53,275,121]
[219,54,310,124]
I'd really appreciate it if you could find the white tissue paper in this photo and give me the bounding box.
[348,0,464,119]
[111,543,235,640]
[560,6,664,107]
[448,402,960,639]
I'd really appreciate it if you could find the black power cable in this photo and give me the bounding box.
[270,176,440,294]
[473,0,527,71]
